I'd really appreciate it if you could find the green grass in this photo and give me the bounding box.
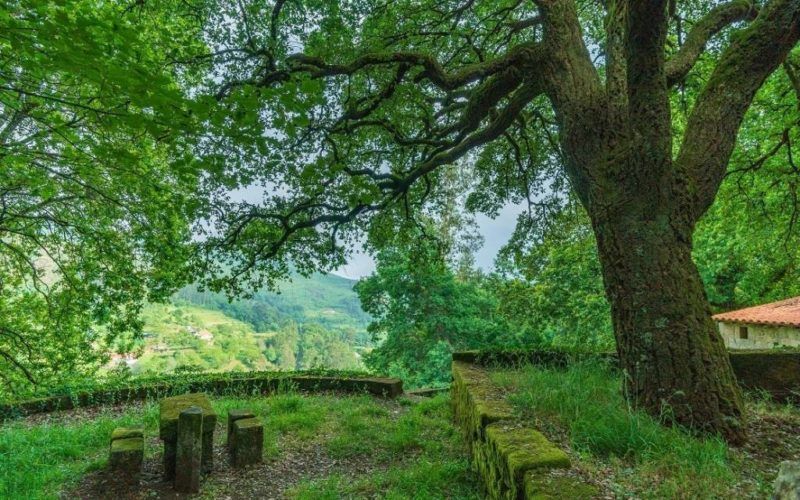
[292,459,478,500]
[490,361,781,498]
[0,391,476,499]
[0,405,159,499]
[290,395,478,499]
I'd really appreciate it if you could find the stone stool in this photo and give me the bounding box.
[227,409,255,450]
[159,393,217,478]
[231,417,263,468]
[109,426,144,479]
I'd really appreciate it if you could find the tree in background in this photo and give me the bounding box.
[0,1,207,393]
[358,170,613,388]
[357,241,510,387]
[355,164,503,387]
[692,63,800,309]
[494,206,615,352]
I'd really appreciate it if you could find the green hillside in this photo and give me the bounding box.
[119,274,372,375]
[175,273,370,334]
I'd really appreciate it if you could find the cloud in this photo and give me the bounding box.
[473,201,525,272]
[228,186,524,280]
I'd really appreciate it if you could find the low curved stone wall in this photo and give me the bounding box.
[452,349,617,368]
[451,360,597,499]
[0,372,403,420]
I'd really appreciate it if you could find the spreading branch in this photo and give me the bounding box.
[665,0,759,86]
[677,0,800,220]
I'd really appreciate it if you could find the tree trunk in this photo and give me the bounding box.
[591,210,746,444]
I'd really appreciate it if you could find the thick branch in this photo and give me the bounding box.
[388,81,543,193]
[536,0,601,101]
[534,0,604,203]
[216,42,538,100]
[678,0,800,220]
[508,16,542,34]
[437,67,523,139]
[605,0,628,121]
[289,42,537,91]
[626,0,672,160]
[665,0,758,87]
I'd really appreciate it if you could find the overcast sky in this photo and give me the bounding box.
[332,202,525,279]
[231,185,525,280]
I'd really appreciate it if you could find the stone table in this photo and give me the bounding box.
[159,393,217,478]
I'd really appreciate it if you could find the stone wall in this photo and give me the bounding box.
[718,322,800,350]
[729,351,800,400]
[451,360,597,499]
[0,373,403,420]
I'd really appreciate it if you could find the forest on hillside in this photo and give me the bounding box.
[120,273,372,376]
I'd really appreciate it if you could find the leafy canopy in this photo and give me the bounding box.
[0,0,209,391]
[178,0,799,300]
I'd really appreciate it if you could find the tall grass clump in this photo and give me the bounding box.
[492,361,736,498]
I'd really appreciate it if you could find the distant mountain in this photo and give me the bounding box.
[174,273,371,333]
[118,274,373,375]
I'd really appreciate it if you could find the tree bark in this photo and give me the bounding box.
[590,206,746,444]
[541,0,800,445]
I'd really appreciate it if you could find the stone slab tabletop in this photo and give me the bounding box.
[159,393,217,441]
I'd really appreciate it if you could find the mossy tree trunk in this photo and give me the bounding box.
[591,208,744,442]
[538,0,800,444]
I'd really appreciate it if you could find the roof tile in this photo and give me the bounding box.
[712,296,800,328]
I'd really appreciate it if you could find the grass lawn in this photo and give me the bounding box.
[490,361,800,499]
[0,391,478,499]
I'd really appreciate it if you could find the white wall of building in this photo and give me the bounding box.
[718,322,800,350]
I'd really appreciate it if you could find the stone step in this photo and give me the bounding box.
[227,408,256,449]
[231,417,264,468]
[109,427,144,477]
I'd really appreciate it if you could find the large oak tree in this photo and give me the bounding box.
[174,0,800,443]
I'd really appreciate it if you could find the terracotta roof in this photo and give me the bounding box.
[712,296,800,328]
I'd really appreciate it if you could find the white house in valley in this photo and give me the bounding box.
[713,296,800,350]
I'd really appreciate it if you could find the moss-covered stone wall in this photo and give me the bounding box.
[452,360,596,499]
[0,373,403,420]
